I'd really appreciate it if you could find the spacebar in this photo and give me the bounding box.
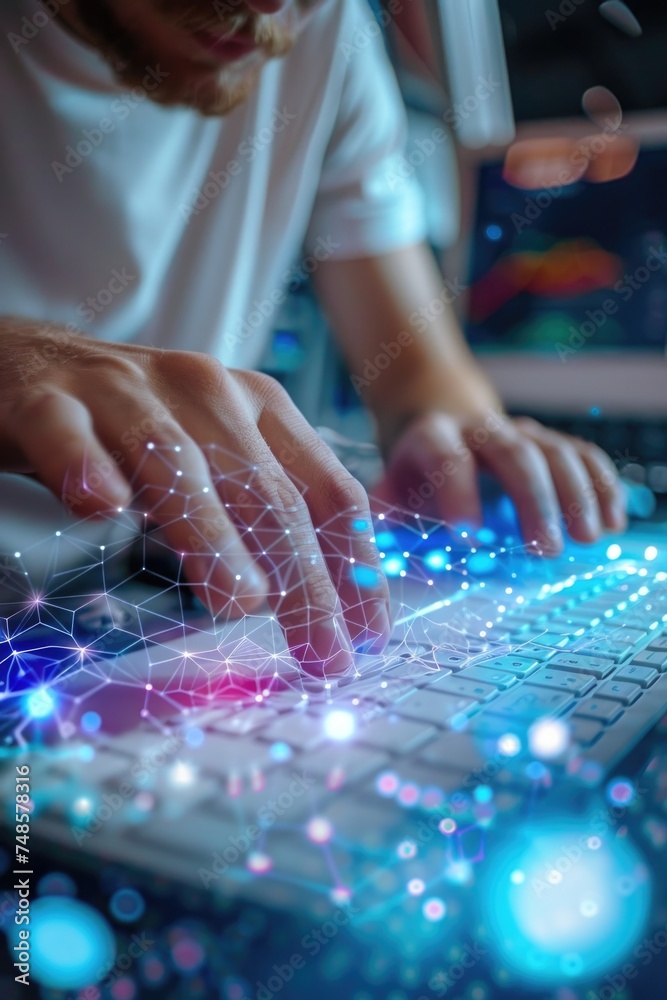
[584,673,667,771]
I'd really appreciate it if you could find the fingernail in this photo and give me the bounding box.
[582,506,602,538]
[290,619,355,676]
[350,600,392,654]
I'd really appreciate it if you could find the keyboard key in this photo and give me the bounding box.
[302,746,388,786]
[428,673,499,702]
[568,718,605,747]
[573,698,623,725]
[260,712,326,751]
[571,639,632,663]
[550,610,602,627]
[615,663,659,688]
[507,643,557,663]
[481,655,540,677]
[648,636,667,653]
[528,667,595,697]
[357,716,437,754]
[596,680,641,705]
[432,651,470,671]
[596,625,647,647]
[395,690,477,727]
[462,665,518,689]
[512,631,572,649]
[550,653,614,679]
[212,707,278,736]
[632,648,667,670]
[485,685,575,720]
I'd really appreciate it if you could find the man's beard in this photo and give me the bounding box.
[66,0,296,115]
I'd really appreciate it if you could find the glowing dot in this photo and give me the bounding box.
[580,898,599,918]
[423,897,446,921]
[270,741,292,762]
[645,545,658,562]
[109,888,145,923]
[247,852,272,874]
[397,782,420,807]
[424,550,447,571]
[324,710,355,741]
[486,223,502,240]
[474,784,493,804]
[397,839,417,859]
[330,886,352,906]
[607,778,635,806]
[510,870,525,885]
[352,518,369,531]
[202,486,209,493]
[9,897,115,989]
[587,836,602,850]
[170,761,196,785]
[383,554,406,577]
[547,869,562,885]
[306,817,334,844]
[172,937,204,973]
[528,718,569,760]
[376,771,399,796]
[14,552,20,558]
[147,442,155,450]
[26,688,55,719]
[439,818,457,835]
[81,711,101,733]
[145,683,153,691]
[408,878,425,896]
[606,543,622,560]
[498,732,521,757]
[72,797,93,817]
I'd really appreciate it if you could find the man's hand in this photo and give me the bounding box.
[0,318,391,674]
[377,410,627,554]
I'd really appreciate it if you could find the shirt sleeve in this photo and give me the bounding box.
[304,0,428,259]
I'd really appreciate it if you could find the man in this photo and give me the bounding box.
[0,0,625,675]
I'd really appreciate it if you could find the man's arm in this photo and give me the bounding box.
[314,243,627,552]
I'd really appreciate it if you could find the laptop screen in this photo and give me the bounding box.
[465,146,667,359]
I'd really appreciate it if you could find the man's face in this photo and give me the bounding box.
[58,0,317,115]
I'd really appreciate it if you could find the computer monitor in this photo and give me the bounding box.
[462,121,667,418]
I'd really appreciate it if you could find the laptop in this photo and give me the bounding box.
[3,127,667,1000]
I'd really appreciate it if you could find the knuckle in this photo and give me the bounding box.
[83,352,147,387]
[257,472,308,518]
[319,467,368,517]
[159,351,228,394]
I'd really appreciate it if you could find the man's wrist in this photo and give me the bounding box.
[372,363,504,459]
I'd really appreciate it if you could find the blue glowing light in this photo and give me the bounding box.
[383,554,406,577]
[351,564,380,589]
[270,741,292,762]
[424,550,447,571]
[480,821,651,984]
[485,224,503,241]
[352,518,370,532]
[476,527,496,545]
[81,711,101,733]
[467,552,496,576]
[10,897,115,989]
[26,688,55,719]
[375,531,396,550]
[109,888,145,923]
[184,726,205,748]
